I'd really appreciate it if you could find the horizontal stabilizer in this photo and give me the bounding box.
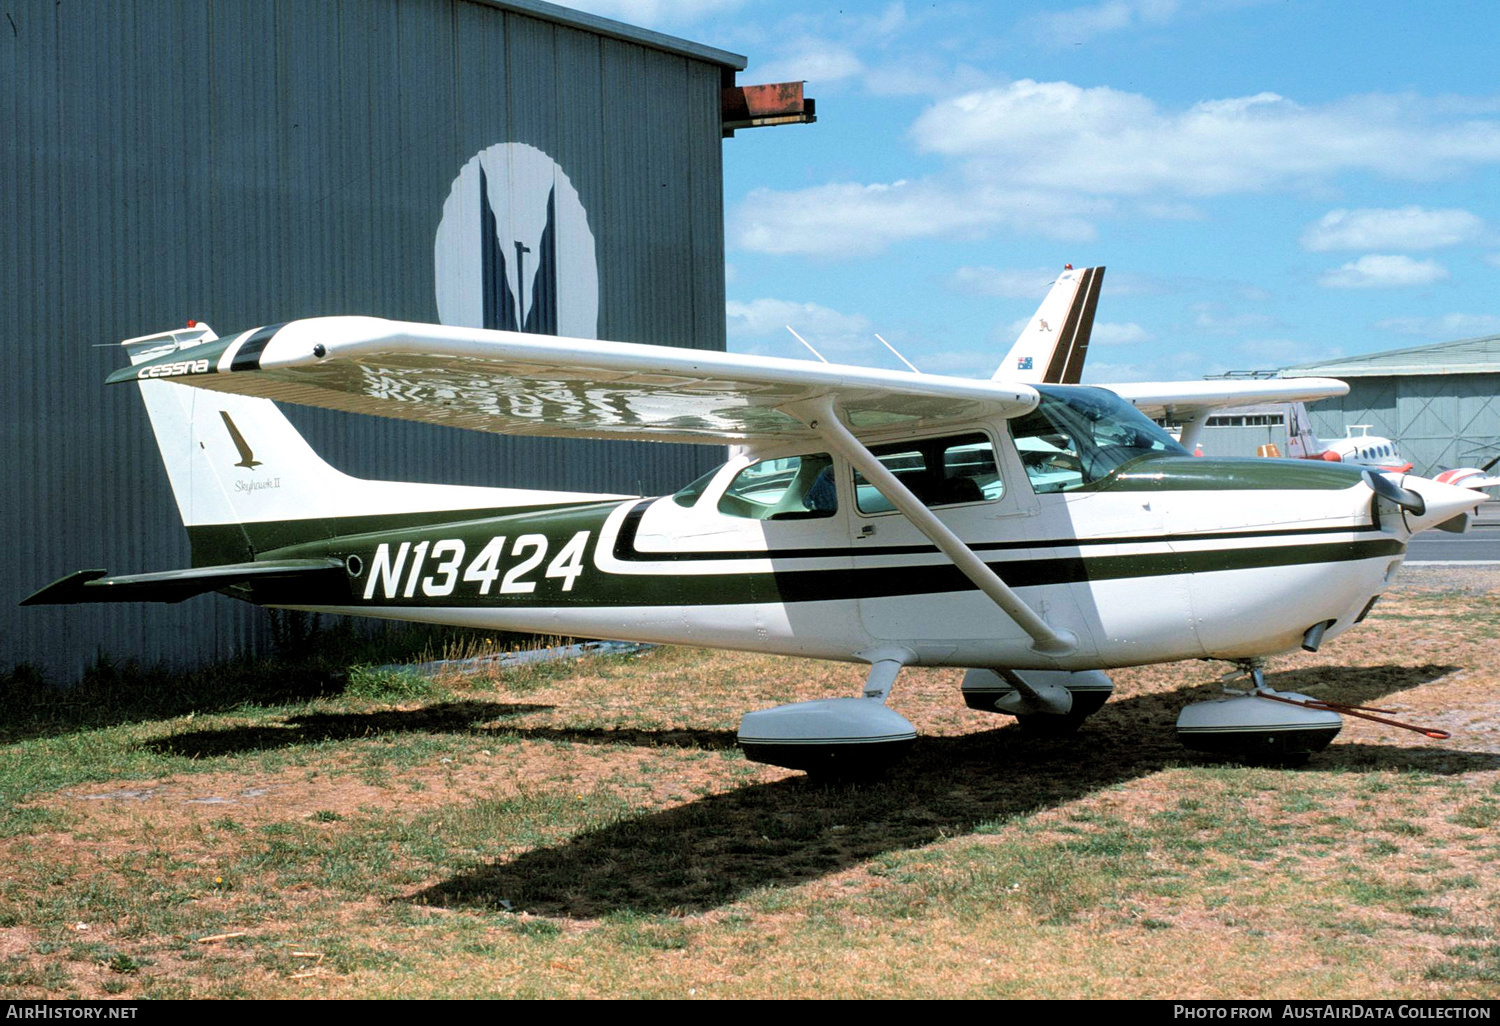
[21,559,345,606]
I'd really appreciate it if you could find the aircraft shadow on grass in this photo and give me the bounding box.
[380,662,1496,920]
[144,701,747,758]
[133,662,1495,920]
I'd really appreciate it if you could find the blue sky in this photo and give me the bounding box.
[557,0,1500,382]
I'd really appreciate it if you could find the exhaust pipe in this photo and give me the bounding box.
[1302,619,1336,652]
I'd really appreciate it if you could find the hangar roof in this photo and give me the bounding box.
[1280,334,1500,378]
[484,0,748,69]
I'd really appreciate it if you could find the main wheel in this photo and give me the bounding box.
[1014,691,1110,736]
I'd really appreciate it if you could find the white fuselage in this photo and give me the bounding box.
[285,411,1430,674]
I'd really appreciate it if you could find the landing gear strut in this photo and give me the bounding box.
[961,668,1115,735]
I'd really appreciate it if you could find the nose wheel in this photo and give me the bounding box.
[1176,660,1342,761]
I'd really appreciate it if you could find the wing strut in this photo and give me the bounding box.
[1177,408,1213,453]
[792,396,1077,656]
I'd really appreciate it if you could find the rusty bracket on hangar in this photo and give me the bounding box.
[722,81,816,137]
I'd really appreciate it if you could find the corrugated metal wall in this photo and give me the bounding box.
[1309,375,1500,476]
[3,0,731,676]
[1199,422,1288,459]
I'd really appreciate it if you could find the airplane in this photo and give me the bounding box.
[1282,401,1413,473]
[1433,460,1500,491]
[22,286,1487,772]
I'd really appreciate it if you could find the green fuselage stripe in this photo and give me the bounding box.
[234,495,1403,610]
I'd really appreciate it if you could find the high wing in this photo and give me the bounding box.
[1106,378,1349,454]
[112,317,1039,445]
[1110,378,1349,422]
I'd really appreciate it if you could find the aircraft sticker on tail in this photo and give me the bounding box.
[220,411,262,470]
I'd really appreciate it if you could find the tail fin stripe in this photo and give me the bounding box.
[1047,267,1103,385]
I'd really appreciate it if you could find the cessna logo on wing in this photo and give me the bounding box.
[433,143,599,339]
[136,358,210,379]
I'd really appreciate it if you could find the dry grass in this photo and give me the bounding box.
[0,577,1497,998]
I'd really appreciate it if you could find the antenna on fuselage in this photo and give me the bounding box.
[785,325,829,363]
[875,333,921,374]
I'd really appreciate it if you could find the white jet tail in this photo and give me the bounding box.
[1283,401,1324,460]
[994,265,1104,383]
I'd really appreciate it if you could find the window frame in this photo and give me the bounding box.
[849,428,1005,518]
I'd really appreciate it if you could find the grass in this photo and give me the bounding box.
[0,585,1496,997]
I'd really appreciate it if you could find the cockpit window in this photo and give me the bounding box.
[853,433,1001,514]
[718,453,838,520]
[1010,386,1187,493]
[672,466,721,507]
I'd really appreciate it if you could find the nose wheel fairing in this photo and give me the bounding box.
[1176,692,1343,758]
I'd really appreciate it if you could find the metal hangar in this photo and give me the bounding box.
[3,0,813,674]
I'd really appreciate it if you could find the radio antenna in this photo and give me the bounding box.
[785,325,829,363]
[875,333,921,373]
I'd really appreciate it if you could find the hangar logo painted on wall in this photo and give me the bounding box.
[434,143,598,338]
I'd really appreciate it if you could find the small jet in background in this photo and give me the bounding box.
[1280,401,1412,473]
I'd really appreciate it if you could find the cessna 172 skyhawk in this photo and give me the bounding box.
[23,281,1487,770]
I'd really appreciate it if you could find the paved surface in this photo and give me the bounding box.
[1391,561,1500,593]
[1406,500,1500,563]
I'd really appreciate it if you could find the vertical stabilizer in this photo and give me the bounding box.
[122,324,622,562]
[125,325,356,531]
[995,265,1104,384]
[1284,401,1323,460]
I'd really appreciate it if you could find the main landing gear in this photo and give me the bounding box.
[736,650,917,776]
[736,660,1120,776]
[960,668,1114,735]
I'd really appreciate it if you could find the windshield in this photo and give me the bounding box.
[671,464,723,507]
[1010,386,1188,493]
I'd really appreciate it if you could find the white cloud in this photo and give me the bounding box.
[1191,303,1276,334]
[917,348,1000,377]
[725,298,873,357]
[735,80,1500,257]
[752,40,864,86]
[1235,338,1324,365]
[548,0,746,29]
[911,81,1500,197]
[1301,206,1484,251]
[1092,321,1153,345]
[734,179,1101,256]
[1026,0,1180,44]
[1080,349,1218,384]
[860,60,993,99]
[738,4,992,98]
[1319,255,1449,289]
[1375,312,1500,338]
[1136,201,1206,221]
[949,266,1064,299]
